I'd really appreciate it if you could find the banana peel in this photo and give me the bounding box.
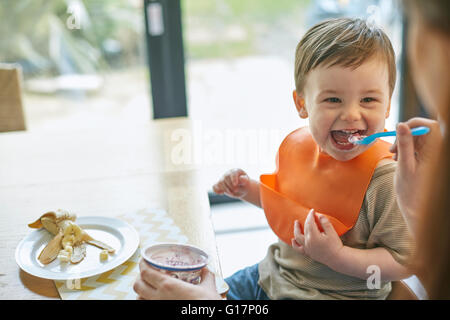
[29,210,115,265]
[38,231,63,265]
[86,239,115,253]
[28,209,76,234]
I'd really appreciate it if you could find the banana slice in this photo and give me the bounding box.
[99,250,109,261]
[57,251,70,263]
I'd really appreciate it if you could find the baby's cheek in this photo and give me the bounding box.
[370,117,387,133]
[308,126,325,145]
[366,110,387,127]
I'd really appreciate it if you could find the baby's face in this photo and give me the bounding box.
[296,56,391,161]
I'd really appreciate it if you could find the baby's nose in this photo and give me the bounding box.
[340,104,362,122]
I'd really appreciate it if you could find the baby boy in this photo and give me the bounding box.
[213,18,414,300]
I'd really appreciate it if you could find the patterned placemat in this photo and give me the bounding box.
[54,208,189,300]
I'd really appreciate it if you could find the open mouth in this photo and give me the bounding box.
[330,129,366,150]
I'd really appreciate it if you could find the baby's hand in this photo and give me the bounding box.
[212,168,251,199]
[291,209,344,267]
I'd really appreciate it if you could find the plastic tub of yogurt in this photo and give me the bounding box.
[142,243,209,284]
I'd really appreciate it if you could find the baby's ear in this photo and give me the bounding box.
[293,90,308,119]
[385,100,391,119]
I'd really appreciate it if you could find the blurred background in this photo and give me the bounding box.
[1,0,413,279]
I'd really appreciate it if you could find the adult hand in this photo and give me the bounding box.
[389,117,442,234]
[133,259,221,300]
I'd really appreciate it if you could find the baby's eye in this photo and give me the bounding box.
[325,97,341,103]
[361,97,376,103]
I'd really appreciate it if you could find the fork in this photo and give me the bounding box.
[351,126,430,145]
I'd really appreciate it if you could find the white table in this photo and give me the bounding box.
[0,117,222,299]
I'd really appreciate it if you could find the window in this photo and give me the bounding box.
[182,0,404,188]
[0,0,150,131]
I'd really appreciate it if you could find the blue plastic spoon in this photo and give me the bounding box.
[350,126,430,145]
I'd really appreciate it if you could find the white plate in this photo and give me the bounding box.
[15,216,140,280]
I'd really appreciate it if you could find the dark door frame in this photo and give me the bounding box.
[144,0,188,119]
[144,0,238,204]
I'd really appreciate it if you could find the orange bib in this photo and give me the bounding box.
[259,127,393,244]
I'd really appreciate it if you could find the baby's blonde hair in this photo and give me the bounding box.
[294,18,396,96]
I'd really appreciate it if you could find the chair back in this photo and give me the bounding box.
[0,65,26,132]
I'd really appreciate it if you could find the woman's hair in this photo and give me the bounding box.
[405,0,450,33]
[415,106,450,300]
[405,0,450,300]
[294,18,396,96]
